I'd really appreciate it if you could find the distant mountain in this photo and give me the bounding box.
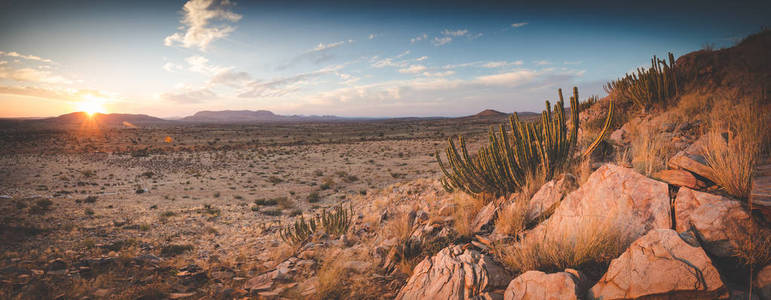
[474,109,507,117]
[3,112,170,129]
[180,110,346,123]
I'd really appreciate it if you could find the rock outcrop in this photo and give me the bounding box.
[675,187,752,258]
[588,229,728,299]
[503,270,585,300]
[756,265,771,300]
[526,174,578,222]
[529,164,671,242]
[396,245,511,300]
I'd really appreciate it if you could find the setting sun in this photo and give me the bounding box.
[77,99,106,116]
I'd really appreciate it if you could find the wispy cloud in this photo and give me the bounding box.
[0,66,72,84]
[0,85,112,102]
[422,70,455,77]
[398,64,427,74]
[368,33,377,40]
[238,65,342,98]
[442,29,468,37]
[161,85,217,103]
[164,0,242,51]
[482,60,523,68]
[432,36,453,46]
[0,51,55,64]
[511,22,528,28]
[410,34,427,43]
[534,60,551,65]
[312,40,349,52]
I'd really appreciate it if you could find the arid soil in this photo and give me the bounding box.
[0,115,509,298]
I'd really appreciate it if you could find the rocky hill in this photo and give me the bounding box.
[180,110,346,123]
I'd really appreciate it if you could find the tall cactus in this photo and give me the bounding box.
[437,87,613,197]
[604,52,678,110]
[279,215,317,246]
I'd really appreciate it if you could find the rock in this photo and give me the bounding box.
[588,229,728,299]
[755,265,771,299]
[529,164,671,242]
[47,259,67,271]
[396,245,511,300]
[93,288,112,297]
[503,270,584,300]
[675,187,752,257]
[244,271,275,291]
[653,169,708,189]
[472,202,499,234]
[608,128,627,145]
[526,175,578,221]
[168,292,195,299]
[668,154,719,184]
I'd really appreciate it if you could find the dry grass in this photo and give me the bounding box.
[702,97,769,199]
[733,222,771,267]
[452,192,488,238]
[496,212,632,274]
[493,197,529,236]
[628,124,676,176]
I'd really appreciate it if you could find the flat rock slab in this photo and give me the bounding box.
[588,229,728,299]
[503,270,584,300]
[675,187,752,258]
[654,169,708,189]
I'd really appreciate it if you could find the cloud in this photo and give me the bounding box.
[563,61,583,65]
[368,33,377,40]
[210,69,251,87]
[432,36,453,46]
[160,85,217,103]
[238,66,341,98]
[475,70,537,86]
[511,22,528,28]
[0,66,72,84]
[298,66,590,116]
[398,65,427,74]
[162,62,183,72]
[410,34,428,43]
[422,70,455,77]
[0,85,111,102]
[164,0,242,51]
[312,41,346,52]
[185,55,228,74]
[415,56,428,61]
[442,29,468,37]
[534,60,551,65]
[482,60,524,68]
[0,51,55,64]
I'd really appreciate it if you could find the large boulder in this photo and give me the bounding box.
[526,174,578,222]
[503,270,584,300]
[396,245,511,300]
[588,229,728,299]
[675,187,752,258]
[529,164,671,242]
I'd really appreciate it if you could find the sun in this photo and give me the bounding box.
[76,97,106,116]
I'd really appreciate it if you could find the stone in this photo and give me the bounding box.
[529,164,671,243]
[588,229,728,299]
[93,288,112,297]
[608,128,627,145]
[168,293,195,299]
[654,169,708,189]
[503,270,584,300]
[472,202,499,234]
[396,245,511,300]
[526,175,578,221]
[675,187,752,258]
[755,265,771,300]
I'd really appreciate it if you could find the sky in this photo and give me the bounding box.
[0,0,768,118]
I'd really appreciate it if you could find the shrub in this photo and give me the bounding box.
[604,53,679,111]
[279,215,317,246]
[160,244,193,257]
[307,191,321,203]
[320,204,353,237]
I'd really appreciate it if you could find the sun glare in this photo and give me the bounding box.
[77,97,106,116]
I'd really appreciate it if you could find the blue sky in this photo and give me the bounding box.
[0,0,768,118]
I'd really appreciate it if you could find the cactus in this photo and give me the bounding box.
[279,214,317,246]
[437,87,613,197]
[604,52,678,110]
[320,203,353,237]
